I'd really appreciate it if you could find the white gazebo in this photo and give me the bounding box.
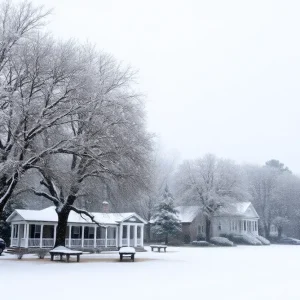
[6,206,146,249]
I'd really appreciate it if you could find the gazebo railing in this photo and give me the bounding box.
[10,238,18,247]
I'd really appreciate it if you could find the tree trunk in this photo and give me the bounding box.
[55,206,71,247]
[263,222,270,240]
[205,216,211,242]
[278,227,283,239]
[0,175,19,222]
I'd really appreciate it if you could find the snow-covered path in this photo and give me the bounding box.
[1,245,298,300]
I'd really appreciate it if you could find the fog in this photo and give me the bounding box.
[31,0,300,172]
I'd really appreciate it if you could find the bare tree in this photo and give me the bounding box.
[0,0,50,71]
[175,154,248,241]
[29,49,152,247]
[0,31,87,219]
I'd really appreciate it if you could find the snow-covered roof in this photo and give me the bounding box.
[6,206,147,225]
[175,206,202,223]
[174,202,259,223]
[214,202,259,218]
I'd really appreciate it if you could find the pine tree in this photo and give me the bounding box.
[151,186,182,244]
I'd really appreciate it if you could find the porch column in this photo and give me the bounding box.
[134,225,137,247]
[17,224,20,247]
[25,224,29,248]
[81,226,85,248]
[40,224,44,248]
[68,225,72,248]
[10,224,13,246]
[94,226,97,248]
[105,227,108,248]
[116,226,119,248]
[119,225,123,247]
[127,225,130,247]
[141,225,144,247]
[53,225,57,247]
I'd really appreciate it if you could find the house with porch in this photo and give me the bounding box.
[176,202,260,242]
[6,205,147,250]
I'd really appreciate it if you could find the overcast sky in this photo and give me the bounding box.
[31,0,300,172]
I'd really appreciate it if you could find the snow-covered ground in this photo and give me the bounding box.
[1,245,299,300]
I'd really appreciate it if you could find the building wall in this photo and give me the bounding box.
[211,216,259,237]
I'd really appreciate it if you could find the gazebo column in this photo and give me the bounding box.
[94,226,97,248]
[105,227,108,248]
[134,225,137,247]
[119,225,123,247]
[40,224,44,248]
[127,225,130,247]
[10,224,13,244]
[25,224,29,248]
[116,226,119,247]
[17,224,20,247]
[141,225,144,247]
[68,225,72,248]
[81,226,85,248]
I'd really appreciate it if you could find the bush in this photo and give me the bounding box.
[191,241,212,247]
[210,237,234,247]
[196,233,206,241]
[256,235,270,245]
[221,233,262,245]
[184,234,191,244]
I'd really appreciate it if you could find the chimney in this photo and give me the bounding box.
[102,201,109,213]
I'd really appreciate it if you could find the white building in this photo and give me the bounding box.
[6,206,147,249]
[175,202,260,242]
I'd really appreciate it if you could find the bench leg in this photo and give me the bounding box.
[158,248,161,252]
[60,254,62,261]
[120,254,123,261]
[131,254,134,262]
[66,254,70,263]
[77,255,80,262]
[51,254,54,261]
[164,248,166,252]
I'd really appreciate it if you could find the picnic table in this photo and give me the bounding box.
[150,245,167,252]
[50,246,82,263]
[119,247,136,262]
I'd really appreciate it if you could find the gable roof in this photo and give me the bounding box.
[174,202,259,223]
[175,206,202,223]
[214,202,259,218]
[6,206,147,225]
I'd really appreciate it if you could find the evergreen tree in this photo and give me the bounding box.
[151,186,182,244]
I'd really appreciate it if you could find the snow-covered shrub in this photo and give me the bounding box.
[196,233,206,241]
[256,235,271,245]
[232,234,262,245]
[222,234,262,245]
[210,237,234,247]
[191,241,211,247]
[184,234,191,244]
[35,249,49,259]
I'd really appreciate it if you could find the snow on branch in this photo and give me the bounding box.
[31,188,60,206]
[69,205,106,228]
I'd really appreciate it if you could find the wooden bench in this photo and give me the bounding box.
[119,247,136,262]
[150,245,167,252]
[50,246,82,263]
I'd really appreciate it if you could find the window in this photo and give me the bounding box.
[198,225,201,234]
[72,226,80,239]
[34,225,41,238]
[218,222,222,231]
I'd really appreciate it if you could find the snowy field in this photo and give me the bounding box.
[1,245,299,300]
